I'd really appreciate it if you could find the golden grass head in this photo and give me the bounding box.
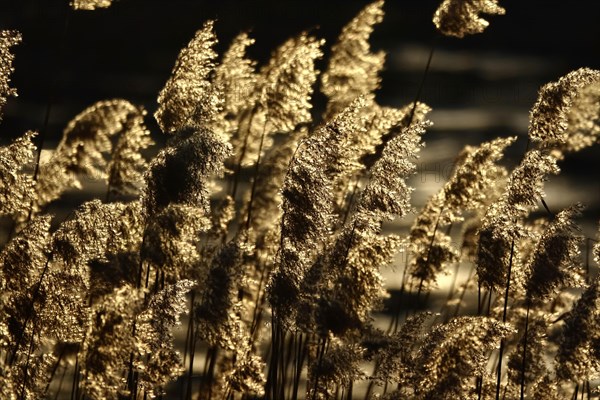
[71,0,114,10]
[0,30,21,122]
[433,0,505,38]
[529,67,600,158]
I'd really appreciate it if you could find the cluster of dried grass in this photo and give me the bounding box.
[1,0,599,399]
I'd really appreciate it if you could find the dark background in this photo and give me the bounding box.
[1,0,599,224]
[1,0,599,137]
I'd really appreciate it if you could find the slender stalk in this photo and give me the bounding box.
[19,332,36,400]
[519,302,530,400]
[44,346,67,397]
[8,256,51,366]
[346,381,353,400]
[229,106,258,202]
[291,333,307,400]
[70,351,80,400]
[54,361,68,400]
[572,383,579,400]
[495,238,515,400]
[311,337,328,400]
[184,291,196,400]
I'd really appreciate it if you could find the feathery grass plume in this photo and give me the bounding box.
[229,32,322,172]
[0,366,15,400]
[360,100,431,171]
[6,351,56,400]
[505,150,559,213]
[506,316,550,399]
[85,202,143,299]
[563,79,600,153]
[328,96,370,209]
[529,68,600,158]
[142,123,230,283]
[414,316,513,399]
[142,126,231,217]
[321,0,385,116]
[555,277,600,383]
[307,338,365,399]
[81,285,143,400]
[71,0,114,10]
[0,216,51,351]
[52,200,143,267]
[477,150,559,291]
[366,313,431,392]
[214,33,258,125]
[246,129,304,237]
[433,0,505,38]
[407,191,460,291]
[42,201,144,345]
[531,375,561,400]
[135,280,194,397]
[194,235,249,350]
[35,99,146,210]
[0,30,21,122]
[261,32,323,133]
[476,207,520,292]
[141,203,209,282]
[356,120,428,224]
[155,21,218,134]
[268,102,371,326]
[0,131,36,219]
[224,350,266,397]
[441,136,516,215]
[524,204,583,303]
[304,121,425,334]
[409,137,515,289]
[313,229,404,336]
[213,33,260,161]
[107,107,153,197]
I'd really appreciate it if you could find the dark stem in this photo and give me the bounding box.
[407,34,437,126]
[184,291,196,400]
[244,117,269,232]
[495,238,515,400]
[519,302,530,400]
[311,337,328,400]
[8,256,51,366]
[43,345,67,397]
[291,333,307,400]
[70,351,80,400]
[229,106,258,202]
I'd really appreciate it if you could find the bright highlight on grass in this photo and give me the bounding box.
[1,1,600,399]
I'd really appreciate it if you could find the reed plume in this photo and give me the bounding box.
[71,0,114,10]
[433,0,505,38]
[321,0,385,116]
[0,131,37,219]
[0,30,21,122]
[155,20,218,134]
[35,100,150,211]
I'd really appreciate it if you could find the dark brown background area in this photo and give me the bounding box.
[1,0,599,137]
